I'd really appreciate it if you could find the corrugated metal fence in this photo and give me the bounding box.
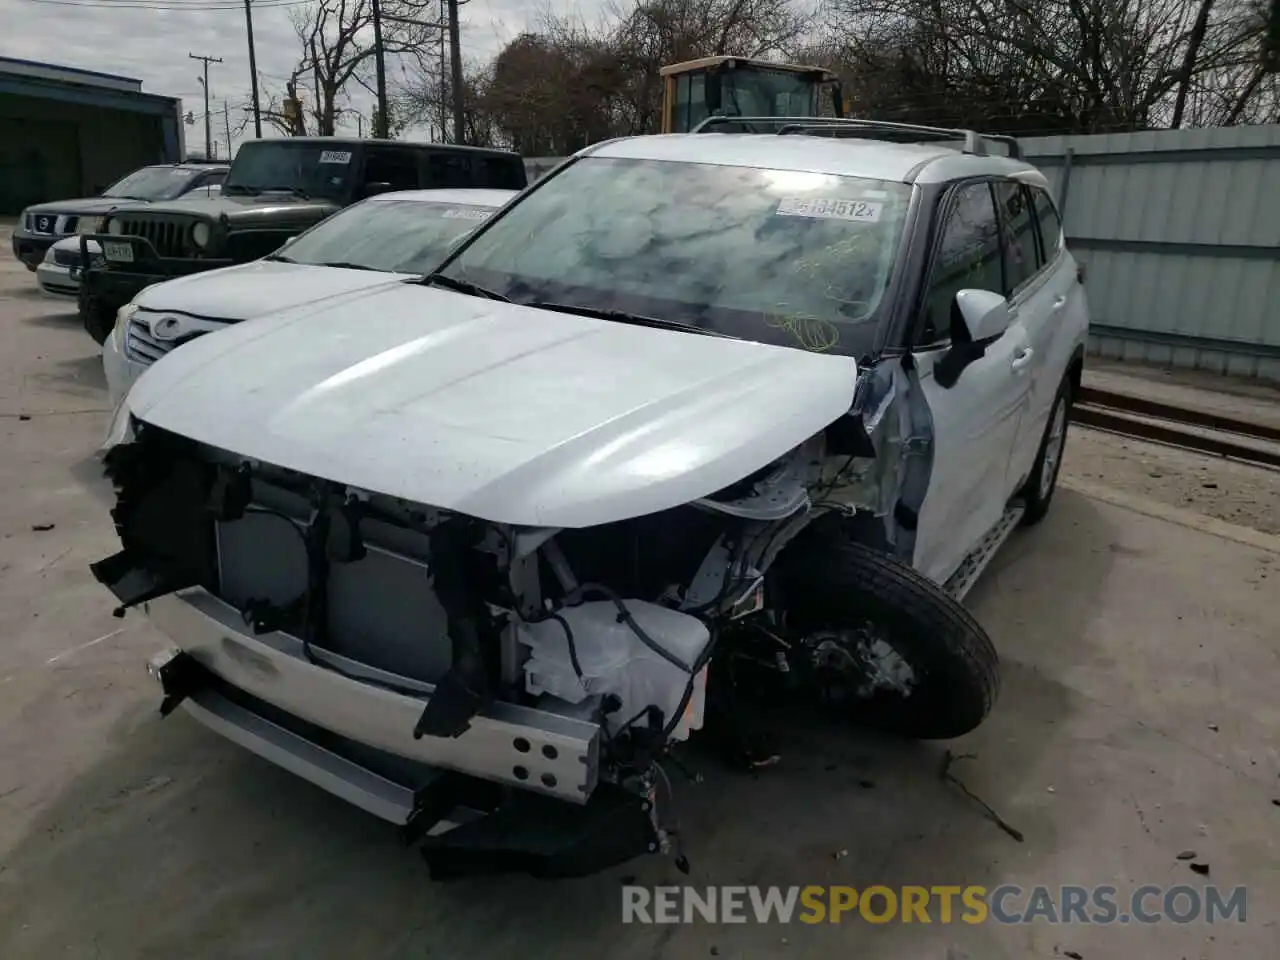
[1020,125,1280,382]
[525,124,1280,381]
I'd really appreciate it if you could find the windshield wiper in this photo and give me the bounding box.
[420,273,509,301]
[523,301,740,339]
[259,185,311,199]
[262,253,296,263]
[317,261,381,271]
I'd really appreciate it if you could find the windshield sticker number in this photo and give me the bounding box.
[440,208,491,221]
[776,197,883,223]
[319,150,353,164]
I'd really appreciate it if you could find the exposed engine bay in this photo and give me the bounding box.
[91,359,956,879]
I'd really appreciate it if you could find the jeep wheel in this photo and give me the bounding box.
[80,290,114,345]
[774,520,999,739]
[1019,378,1072,526]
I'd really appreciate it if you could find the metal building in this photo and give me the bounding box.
[0,56,185,215]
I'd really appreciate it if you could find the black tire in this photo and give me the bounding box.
[80,289,114,345]
[774,520,999,739]
[1018,378,1072,526]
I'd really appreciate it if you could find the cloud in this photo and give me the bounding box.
[1,0,605,152]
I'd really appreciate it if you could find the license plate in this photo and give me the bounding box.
[103,241,134,263]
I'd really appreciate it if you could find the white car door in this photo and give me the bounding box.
[910,181,1033,585]
[991,179,1061,486]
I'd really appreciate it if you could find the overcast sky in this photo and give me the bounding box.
[3,0,598,154]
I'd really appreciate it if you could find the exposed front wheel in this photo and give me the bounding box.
[773,521,999,739]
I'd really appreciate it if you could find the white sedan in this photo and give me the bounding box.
[37,237,100,298]
[102,187,515,408]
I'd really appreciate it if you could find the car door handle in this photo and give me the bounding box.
[1050,295,1067,311]
[1011,347,1034,371]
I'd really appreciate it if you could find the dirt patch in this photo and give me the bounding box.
[1063,426,1280,535]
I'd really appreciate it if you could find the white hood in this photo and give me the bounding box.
[126,285,859,528]
[133,259,410,322]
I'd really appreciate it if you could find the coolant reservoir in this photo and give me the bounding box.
[520,600,710,740]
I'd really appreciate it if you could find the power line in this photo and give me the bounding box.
[24,0,307,10]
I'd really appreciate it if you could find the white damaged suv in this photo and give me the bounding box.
[93,119,1089,880]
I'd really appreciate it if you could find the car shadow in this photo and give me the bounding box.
[0,490,1119,959]
[25,354,107,400]
[0,281,50,302]
[17,301,81,326]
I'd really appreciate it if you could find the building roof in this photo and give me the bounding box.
[0,56,142,93]
[240,137,522,158]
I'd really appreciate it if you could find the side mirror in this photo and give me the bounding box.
[954,289,1011,343]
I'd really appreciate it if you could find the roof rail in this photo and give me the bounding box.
[690,115,1022,159]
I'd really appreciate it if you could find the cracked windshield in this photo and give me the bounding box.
[278,199,494,273]
[221,141,355,199]
[440,157,909,356]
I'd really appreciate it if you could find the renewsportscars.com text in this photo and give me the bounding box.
[621,885,1247,925]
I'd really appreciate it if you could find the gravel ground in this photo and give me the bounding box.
[1063,428,1280,535]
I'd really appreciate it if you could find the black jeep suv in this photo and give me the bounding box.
[78,138,528,343]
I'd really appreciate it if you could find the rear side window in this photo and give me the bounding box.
[423,152,475,188]
[477,155,527,189]
[920,182,1003,344]
[993,181,1037,295]
[1032,187,1063,264]
[421,152,527,190]
[364,148,420,190]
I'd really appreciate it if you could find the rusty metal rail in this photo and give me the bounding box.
[1074,386,1280,469]
[1076,387,1280,444]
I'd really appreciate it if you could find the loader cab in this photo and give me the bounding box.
[659,56,843,134]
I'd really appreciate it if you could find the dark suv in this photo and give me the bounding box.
[78,138,528,342]
[12,161,228,271]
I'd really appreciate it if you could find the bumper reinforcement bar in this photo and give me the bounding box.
[144,588,601,803]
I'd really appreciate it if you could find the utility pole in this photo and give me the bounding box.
[371,0,388,138]
[223,101,232,160]
[190,53,223,158]
[438,0,447,140]
[447,0,464,143]
[243,0,263,138]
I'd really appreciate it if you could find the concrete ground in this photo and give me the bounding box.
[0,230,1278,959]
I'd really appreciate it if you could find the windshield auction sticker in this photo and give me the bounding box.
[776,197,883,222]
[439,207,492,220]
[319,150,353,164]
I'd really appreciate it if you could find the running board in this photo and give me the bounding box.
[943,503,1025,602]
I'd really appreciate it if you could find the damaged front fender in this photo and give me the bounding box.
[90,431,219,617]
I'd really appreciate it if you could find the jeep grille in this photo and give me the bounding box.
[115,217,194,258]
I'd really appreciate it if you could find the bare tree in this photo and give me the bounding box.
[819,0,1276,133]
[283,0,443,136]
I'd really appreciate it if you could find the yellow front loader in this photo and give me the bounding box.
[659,55,843,134]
